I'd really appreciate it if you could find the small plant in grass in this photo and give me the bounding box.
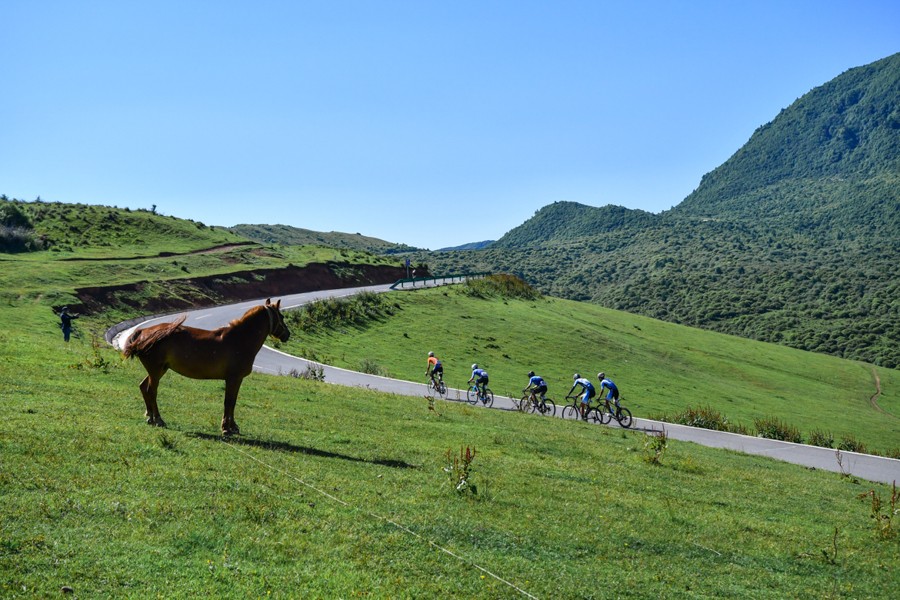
[821,527,840,565]
[69,332,115,373]
[643,428,668,465]
[808,429,835,448]
[857,482,898,540]
[754,416,803,443]
[157,431,179,452]
[444,446,477,494]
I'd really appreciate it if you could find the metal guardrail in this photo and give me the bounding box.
[389,272,490,290]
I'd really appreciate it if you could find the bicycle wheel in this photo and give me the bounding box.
[561,405,579,420]
[540,399,556,417]
[598,404,613,425]
[616,407,633,428]
[482,388,494,408]
[437,380,447,399]
[466,386,479,405]
[585,408,603,425]
[518,395,532,412]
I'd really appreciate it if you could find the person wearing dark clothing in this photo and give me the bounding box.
[59,307,79,342]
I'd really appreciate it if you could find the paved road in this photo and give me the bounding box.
[110,283,900,486]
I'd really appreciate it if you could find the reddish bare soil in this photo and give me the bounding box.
[71,262,413,316]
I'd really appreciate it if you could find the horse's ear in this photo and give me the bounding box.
[265,298,272,306]
[275,299,281,309]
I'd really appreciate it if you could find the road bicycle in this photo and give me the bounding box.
[466,384,494,407]
[426,376,447,400]
[520,392,556,417]
[562,395,604,424]
[598,398,633,428]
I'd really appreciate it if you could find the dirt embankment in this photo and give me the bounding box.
[70,262,415,316]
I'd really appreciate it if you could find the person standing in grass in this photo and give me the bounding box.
[59,306,79,342]
[426,351,443,384]
[567,374,595,420]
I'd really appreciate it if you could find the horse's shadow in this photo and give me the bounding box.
[187,431,418,470]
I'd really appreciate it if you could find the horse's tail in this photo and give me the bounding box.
[122,316,187,359]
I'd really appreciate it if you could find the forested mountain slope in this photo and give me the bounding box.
[419,53,900,368]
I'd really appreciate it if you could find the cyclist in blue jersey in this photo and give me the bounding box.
[598,372,620,410]
[468,364,489,397]
[523,371,548,403]
[567,373,595,420]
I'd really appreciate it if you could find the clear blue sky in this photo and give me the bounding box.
[2,1,898,250]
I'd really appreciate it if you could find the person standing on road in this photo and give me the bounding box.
[468,364,489,398]
[567,374,595,420]
[524,371,548,403]
[59,306,79,342]
[598,372,620,411]
[426,351,443,384]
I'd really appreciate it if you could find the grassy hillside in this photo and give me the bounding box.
[231,223,418,254]
[0,199,403,319]
[1,197,247,257]
[417,54,900,369]
[280,285,900,456]
[2,299,899,597]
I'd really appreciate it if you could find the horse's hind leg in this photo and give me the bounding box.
[221,376,244,435]
[139,372,167,428]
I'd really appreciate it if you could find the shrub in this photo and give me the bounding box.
[359,358,388,377]
[460,274,542,301]
[289,363,325,382]
[665,405,749,434]
[754,417,803,444]
[837,435,867,454]
[286,291,395,333]
[808,429,835,448]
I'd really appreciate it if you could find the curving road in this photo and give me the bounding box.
[109,283,900,485]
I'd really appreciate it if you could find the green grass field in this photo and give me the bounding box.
[1,302,899,598]
[2,207,899,597]
[279,285,900,456]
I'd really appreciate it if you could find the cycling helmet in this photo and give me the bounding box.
[573,373,580,380]
[428,351,434,357]
[472,364,478,370]
[598,372,605,380]
[527,371,535,378]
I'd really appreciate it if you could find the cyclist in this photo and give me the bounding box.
[598,372,620,412]
[468,364,489,398]
[566,373,596,420]
[426,351,443,385]
[523,371,548,405]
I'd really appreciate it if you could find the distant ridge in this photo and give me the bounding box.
[230,223,418,254]
[435,240,494,252]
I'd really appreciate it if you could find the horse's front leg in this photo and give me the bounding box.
[139,374,166,428]
[222,376,245,435]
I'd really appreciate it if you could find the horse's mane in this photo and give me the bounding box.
[123,315,187,359]
[229,305,266,329]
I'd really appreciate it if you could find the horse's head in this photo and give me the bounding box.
[264,298,291,342]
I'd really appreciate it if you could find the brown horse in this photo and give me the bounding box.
[123,298,290,434]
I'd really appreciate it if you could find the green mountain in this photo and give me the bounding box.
[230,223,418,254]
[420,53,900,368]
